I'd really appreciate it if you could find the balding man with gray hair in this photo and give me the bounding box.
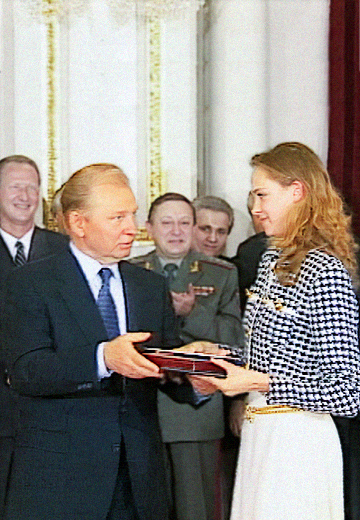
[2,163,186,520]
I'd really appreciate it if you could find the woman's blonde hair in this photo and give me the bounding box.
[251,142,358,285]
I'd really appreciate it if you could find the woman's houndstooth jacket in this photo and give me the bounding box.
[245,248,360,416]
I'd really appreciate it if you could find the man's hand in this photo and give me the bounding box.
[103,332,161,379]
[171,283,195,316]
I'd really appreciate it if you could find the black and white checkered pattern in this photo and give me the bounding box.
[244,248,360,416]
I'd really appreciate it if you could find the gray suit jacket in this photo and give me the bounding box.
[130,250,244,442]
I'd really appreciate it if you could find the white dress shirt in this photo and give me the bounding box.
[70,242,127,379]
[0,227,34,261]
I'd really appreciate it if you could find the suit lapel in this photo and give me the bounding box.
[28,227,45,261]
[120,260,159,333]
[119,261,140,331]
[0,237,15,305]
[0,234,15,269]
[28,226,57,261]
[53,251,107,344]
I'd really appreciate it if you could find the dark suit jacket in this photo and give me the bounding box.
[230,232,268,315]
[0,227,68,436]
[1,250,181,520]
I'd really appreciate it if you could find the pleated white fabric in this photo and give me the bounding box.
[230,392,344,520]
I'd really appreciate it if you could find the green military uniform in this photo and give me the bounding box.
[130,249,243,520]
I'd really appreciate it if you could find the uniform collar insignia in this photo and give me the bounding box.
[189,260,201,273]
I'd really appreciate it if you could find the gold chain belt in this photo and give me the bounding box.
[245,404,302,423]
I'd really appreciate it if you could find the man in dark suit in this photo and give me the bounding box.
[230,192,268,315]
[230,231,267,315]
[0,155,68,515]
[1,163,182,519]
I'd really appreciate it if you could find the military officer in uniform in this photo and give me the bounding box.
[130,193,243,520]
[192,195,234,259]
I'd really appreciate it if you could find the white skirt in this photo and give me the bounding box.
[230,392,344,520]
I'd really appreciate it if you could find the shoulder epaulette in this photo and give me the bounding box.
[200,256,235,270]
[129,256,147,264]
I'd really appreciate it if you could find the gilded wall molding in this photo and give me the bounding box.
[135,16,164,243]
[148,17,165,204]
[19,0,203,237]
[44,5,58,229]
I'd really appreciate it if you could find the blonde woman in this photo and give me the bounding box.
[191,142,360,520]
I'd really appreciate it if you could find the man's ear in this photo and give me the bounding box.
[145,220,153,239]
[292,181,306,203]
[67,211,86,238]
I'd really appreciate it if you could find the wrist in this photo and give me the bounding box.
[248,371,270,392]
[103,341,114,371]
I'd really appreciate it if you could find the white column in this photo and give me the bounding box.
[132,2,201,257]
[206,0,268,255]
[267,0,329,164]
[206,0,329,255]
[0,0,15,156]
[160,5,199,198]
[65,2,139,185]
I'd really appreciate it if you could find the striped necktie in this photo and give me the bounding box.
[96,268,120,340]
[14,241,26,266]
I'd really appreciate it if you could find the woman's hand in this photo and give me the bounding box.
[176,341,221,354]
[189,358,270,397]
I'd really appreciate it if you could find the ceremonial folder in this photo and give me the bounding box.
[139,347,245,378]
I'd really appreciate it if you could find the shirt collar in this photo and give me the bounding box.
[157,256,183,269]
[69,242,120,284]
[0,227,34,259]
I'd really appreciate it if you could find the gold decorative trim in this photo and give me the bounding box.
[135,226,153,242]
[106,0,206,24]
[20,1,90,229]
[35,0,59,230]
[148,17,166,204]
[245,405,302,424]
[45,5,58,229]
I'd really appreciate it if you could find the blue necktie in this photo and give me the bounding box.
[96,268,120,340]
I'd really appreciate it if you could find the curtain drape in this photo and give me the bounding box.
[327,0,360,235]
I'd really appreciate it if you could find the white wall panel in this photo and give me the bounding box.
[206,0,329,255]
[267,0,330,164]
[65,3,138,186]
[206,0,268,255]
[0,0,330,251]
